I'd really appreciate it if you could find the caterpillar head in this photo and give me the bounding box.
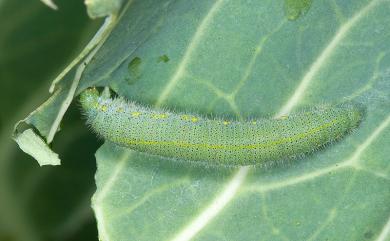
[80,88,100,111]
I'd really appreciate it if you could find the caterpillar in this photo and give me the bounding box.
[80,88,363,166]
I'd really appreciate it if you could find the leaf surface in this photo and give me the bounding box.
[15,0,390,240]
[86,0,390,240]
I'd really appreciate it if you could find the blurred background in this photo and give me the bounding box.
[0,0,103,240]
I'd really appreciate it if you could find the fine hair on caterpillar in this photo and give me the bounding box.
[80,88,364,167]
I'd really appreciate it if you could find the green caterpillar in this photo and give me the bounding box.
[80,88,363,166]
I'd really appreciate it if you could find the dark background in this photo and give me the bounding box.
[0,0,102,240]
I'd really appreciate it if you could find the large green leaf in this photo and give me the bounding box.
[14,0,390,240]
[83,0,390,240]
